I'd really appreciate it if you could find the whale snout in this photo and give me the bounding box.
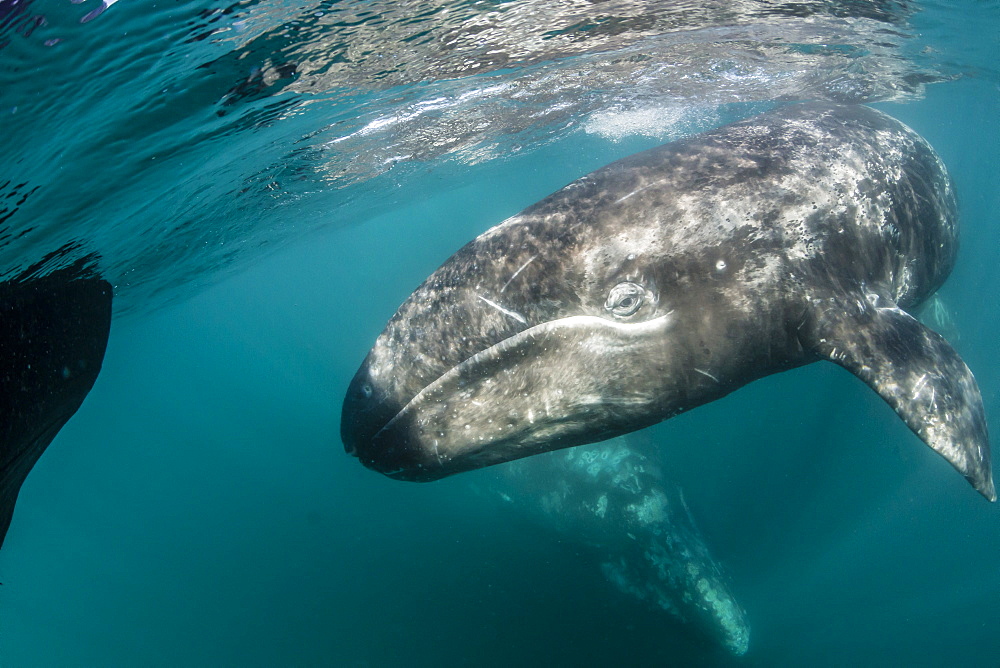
[341,359,438,479]
[341,312,683,482]
[341,364,388,459]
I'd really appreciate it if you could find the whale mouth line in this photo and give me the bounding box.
[372,312,674,448]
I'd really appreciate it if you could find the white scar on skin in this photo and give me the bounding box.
[694,368,720,383]
[501,255,537,293]
[478,295,528,325]
[615,178,669,204]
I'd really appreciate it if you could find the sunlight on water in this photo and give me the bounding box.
[0,0,958,314]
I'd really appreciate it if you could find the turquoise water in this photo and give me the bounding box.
[1,0,999,665]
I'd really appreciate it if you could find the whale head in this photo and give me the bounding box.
[340,165,793,480]
[345,227,661,479]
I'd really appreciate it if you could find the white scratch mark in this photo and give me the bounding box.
[615,179,668,204]
[694,368,720,383]
[500,255,537,293]
[478,295,528,325]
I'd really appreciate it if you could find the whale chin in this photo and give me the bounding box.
[342,313,676,481]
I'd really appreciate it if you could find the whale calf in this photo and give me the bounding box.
[481,434,749,655]
[342,103,994,501]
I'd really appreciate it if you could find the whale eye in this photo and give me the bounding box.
[605,282,645,318]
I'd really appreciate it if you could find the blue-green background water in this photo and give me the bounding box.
[1,0,999,665]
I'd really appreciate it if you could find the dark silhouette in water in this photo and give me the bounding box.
[0,258,112,548]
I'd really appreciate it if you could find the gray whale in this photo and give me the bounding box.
[343,102,994,501]
[481,433,750,655]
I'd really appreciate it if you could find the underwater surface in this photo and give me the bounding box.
[0,0,998,665]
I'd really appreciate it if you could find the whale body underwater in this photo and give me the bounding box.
[342,102,994,502]
[483,434,751,655]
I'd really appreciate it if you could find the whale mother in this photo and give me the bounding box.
[342,103,994,501]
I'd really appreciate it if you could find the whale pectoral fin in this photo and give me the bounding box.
[806,291,994,501]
